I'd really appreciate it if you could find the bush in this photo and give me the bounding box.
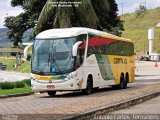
[0,79,31,90]
[15,81,25,88]
[0,82,15,90]
[23,79,31,86]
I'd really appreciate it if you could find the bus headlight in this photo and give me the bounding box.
[67,71,78,79]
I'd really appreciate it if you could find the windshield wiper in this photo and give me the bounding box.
[32,70,45,75]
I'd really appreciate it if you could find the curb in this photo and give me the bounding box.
[63,91,160,120]
[0,92,34,99]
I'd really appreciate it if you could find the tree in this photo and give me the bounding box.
[5,0,123,46]
[135,4,147,16]
[4,13,31,47]
[93,0,124,36]
[35,0,123,36]
[4,0,47,47]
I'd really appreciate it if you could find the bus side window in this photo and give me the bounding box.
[76,34,87,67]
[76,46,85,67]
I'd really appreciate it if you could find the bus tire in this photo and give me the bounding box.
[124,74,128,89]
[118,74,125,89]
[82,77,93,95]
[47,91,56,96]
[123,78,127,89]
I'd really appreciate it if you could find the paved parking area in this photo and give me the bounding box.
[135,61,160,80]
[0,71,30,82]
[0,61,159,119]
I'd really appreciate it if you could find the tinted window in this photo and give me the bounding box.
[87,34,134,56]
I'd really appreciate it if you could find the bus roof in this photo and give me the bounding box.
[36,27,132,42]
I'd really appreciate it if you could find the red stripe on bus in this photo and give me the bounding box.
[88,36,116,46]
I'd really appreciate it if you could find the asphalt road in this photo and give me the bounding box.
[0,61,160,119]
[0,71,30,82]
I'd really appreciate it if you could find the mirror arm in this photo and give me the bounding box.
[24,43,33,60]
[72,41,82,57]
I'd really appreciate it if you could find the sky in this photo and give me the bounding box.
[0,0,160,28]
[0,0,23,28]
[116,0,160,15]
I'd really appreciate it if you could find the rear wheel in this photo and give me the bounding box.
[82,77,93,95]
[118,74,127,89]
[112,74,127,89]
[123,74,128,89]
[47,91,56,96]
[119,76,124,89]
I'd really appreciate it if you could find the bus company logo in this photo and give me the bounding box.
[114,58,127,64]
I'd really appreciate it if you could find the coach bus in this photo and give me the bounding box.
[25,27,135,96]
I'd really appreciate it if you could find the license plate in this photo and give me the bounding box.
[47,85,55,89]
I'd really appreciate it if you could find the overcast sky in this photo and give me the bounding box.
[0,0,160,28]
[0,0,23,28]
[116,0,160,15]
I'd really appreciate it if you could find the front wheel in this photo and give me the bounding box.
[82,78,93,95]
[47,91,56,96]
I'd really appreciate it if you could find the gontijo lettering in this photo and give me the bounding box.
[114,58,127,64]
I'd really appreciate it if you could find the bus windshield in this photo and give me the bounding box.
[32,37,76,74]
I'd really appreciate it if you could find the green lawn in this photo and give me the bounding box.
[0,86,32,96]
[122,28,160,53]
[0,58,31,73]
[121,7,160,53]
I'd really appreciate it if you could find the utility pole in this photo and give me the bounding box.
[121,3,124,15]
[145,0,147,8]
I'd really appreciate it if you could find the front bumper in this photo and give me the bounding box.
[31,79,81,92]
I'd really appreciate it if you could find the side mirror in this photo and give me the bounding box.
[72,41,82,57]
[24,43,33,60]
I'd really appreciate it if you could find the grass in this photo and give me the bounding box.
[0,79,31,90]
[14,61,31,73]
[122,28,160,53]
[0,58,31,73]
[0,79,32,96]
[121,7,160,53]
[0,86,32,96]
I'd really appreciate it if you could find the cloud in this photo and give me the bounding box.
[0,0,23,28]
[115,0,159,15]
